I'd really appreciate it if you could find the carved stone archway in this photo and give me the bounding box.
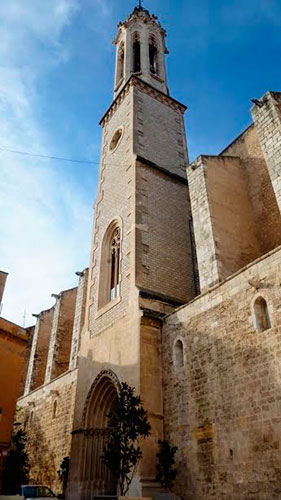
[80,370,119,498]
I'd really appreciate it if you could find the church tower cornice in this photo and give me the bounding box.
[100,75,187,128]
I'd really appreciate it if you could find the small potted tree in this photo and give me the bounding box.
[155,440,178,500]
[57,456,70,498]
[102,382,151,498]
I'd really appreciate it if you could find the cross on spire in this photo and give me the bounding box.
[138,0,143,8]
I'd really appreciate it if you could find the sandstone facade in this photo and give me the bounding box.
[18,370,77,494]
[17,270,88,494]
[163,247,281,500]
[14,5,281,500]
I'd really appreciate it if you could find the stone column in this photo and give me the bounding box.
[187,156,220,292]
[69,269,89,371]
[24,316,40,395]
[44,295,61,384]
[251,91,281,214]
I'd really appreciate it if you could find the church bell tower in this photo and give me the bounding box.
[113,2,169,97]
[68,4,196,499]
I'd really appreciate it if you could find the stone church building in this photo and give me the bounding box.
[17,4,281,500]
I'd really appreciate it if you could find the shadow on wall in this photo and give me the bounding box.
[162,286,281,500]
[19,413,57,491]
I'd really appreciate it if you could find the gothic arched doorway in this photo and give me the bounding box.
[80,370,119,497]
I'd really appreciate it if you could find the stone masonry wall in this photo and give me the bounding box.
[206,155,261,280]
[252,91,281,214]
[187,157,219,291]
[44,288,77,384]
[221,124,281,255]
[69,269,88,371]
[133,83,188,179]
[162,245,281,500]
[136,161,195,303]
[187,155,261,291]
[51,288,77,379]
[88,85,134,338]
[18,370,77,494]
[188,120,281,292]
[24,308,54,394]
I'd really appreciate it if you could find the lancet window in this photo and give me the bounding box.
[110,228,121,301]
[116,43,125,84]
[149,35,158,74]
[133,32,141,73]
[99,222,122,309]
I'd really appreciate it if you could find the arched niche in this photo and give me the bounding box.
[173,339,184,368]
[253,296,271,333]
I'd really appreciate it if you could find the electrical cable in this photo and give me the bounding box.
[0,147,99,165]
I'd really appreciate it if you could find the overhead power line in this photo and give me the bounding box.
[0,146,99,165]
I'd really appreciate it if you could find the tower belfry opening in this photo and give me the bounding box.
[149,36,158,74]
[133,33,141,73]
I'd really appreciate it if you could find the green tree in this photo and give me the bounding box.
[156,440,178,490]
[102,382,151,496]
[2,429,30,494]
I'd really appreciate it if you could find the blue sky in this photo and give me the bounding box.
[1,0,281,325]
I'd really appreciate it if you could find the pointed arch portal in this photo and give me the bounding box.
[80,370,119,497]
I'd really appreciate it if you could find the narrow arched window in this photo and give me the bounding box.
[133,33,141,73]
[254,297,271,332]
[99,222,121,309]
[116,43,124,84]
[149,35,158,74]
[174,339,184,368]
[52,400,57,419]
[110,228,121,301]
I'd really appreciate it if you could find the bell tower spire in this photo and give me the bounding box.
[113,4,169,97]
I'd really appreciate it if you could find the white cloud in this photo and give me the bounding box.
[0,0,94,326]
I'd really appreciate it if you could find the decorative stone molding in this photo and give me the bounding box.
[100,75,186,128]
[82,369,121,426]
